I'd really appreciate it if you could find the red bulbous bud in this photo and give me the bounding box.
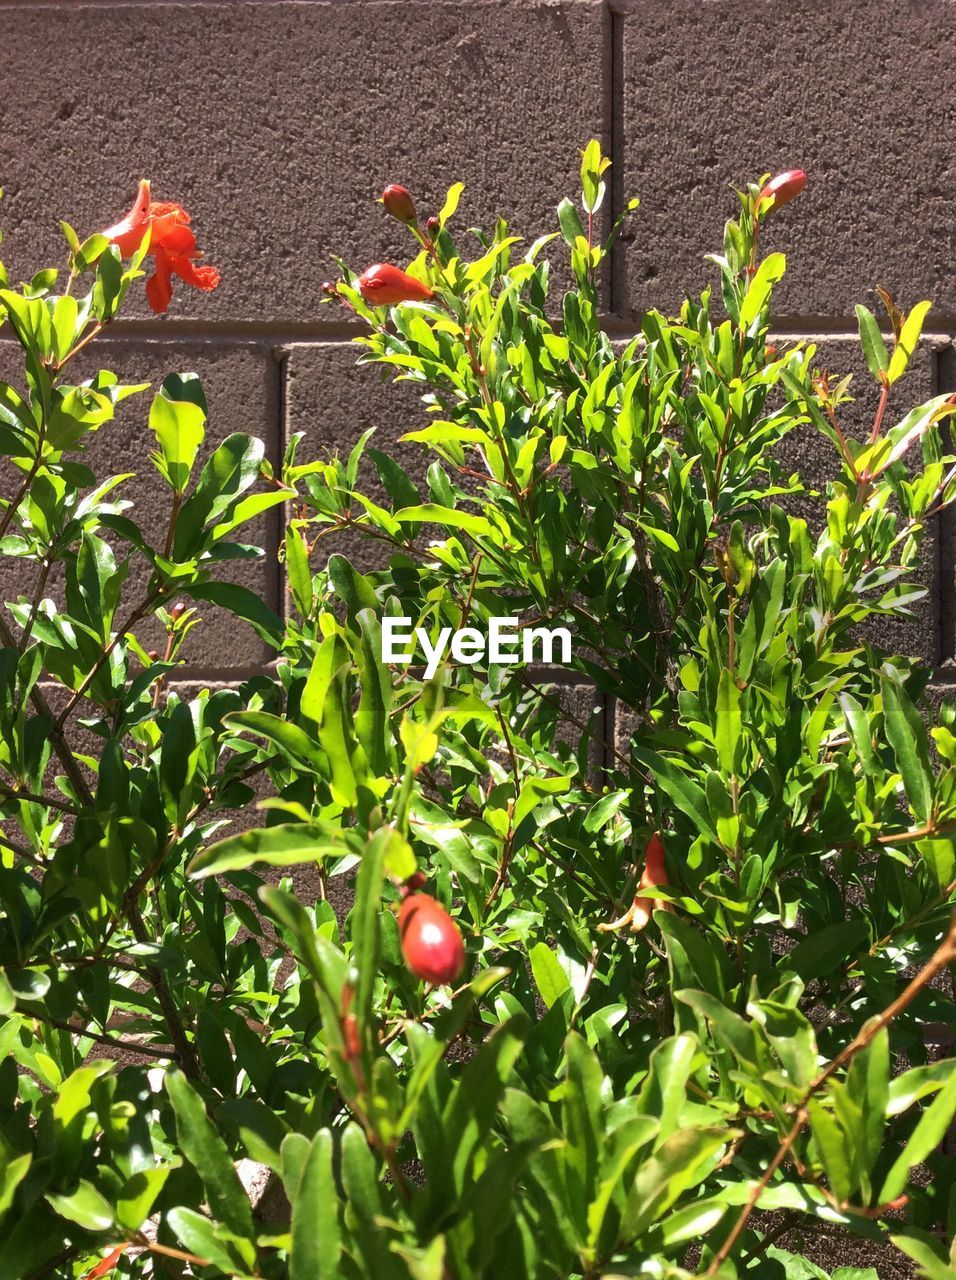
[381,184,418,226]
[399,893,465,986]
[169,601,187,621]
[755,169,807,215]
[425,215,440,237]
[357,263,434,307]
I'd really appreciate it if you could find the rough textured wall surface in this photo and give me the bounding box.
[1,4,954,1270]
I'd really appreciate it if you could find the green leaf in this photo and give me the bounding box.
[879,1068,956,1203]
[149,391,206,493]
[887,300,931,384]
[175,432,265,556]
[188,823,353,879]
[529,942,571,1009]
[780,919,868,981]
[630,747,717,843]
[881,673,934,824]
[290,1130,340,1280]
[340,1123,393,1272]
[621,1126,732,1241]
[438,182,465,227]
[0,1153,31,1218]
[394,504,494,538]
[352,827,389,1023]
[285,526,313,617]
[167,1206,254,1276]
[807,1098,854,1203]
[327,553,379,618]
[678,990,761,1076]
[116,1165,174,1232]
[45,1180,114,1232]
[166,1070,255,1236]
[715,668,742,775]
[855,305,890,380]
[890,1233,954,1280]
[355,608,393,777]
[224,709,325,771]
[185,581,284,647]
[636,1034,699,1141]
[557,197,586,248]
[443,1015,529,1195]
[739,253,786,329]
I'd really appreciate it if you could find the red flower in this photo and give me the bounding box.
[629,832,670,932]
[398,892,465,985]
[101,179,221,314]
[755,169,807,215]
[598,832,672,935]
[357,262,434,307]
[381,184,418,226]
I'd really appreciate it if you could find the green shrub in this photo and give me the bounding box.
[0,146,953,1279]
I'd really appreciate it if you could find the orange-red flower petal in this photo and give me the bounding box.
[102,182,220,314]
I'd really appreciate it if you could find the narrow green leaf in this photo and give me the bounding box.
[855,305,889,380]
[166,1070,254,1237]
[715,668,742,775]
[188,823,353,879]
[887,300,931,384]
[881,674,934,824]
[290,1130,340,1280]
[879,1070,956,1203]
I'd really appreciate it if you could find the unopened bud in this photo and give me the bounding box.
[755,169,807,216]
[425,215,440,238]
[381,184,418,226]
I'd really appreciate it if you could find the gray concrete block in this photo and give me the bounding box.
[0,339,281,668]
[615,0,956,321]
[0,1,608,323]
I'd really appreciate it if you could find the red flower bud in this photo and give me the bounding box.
[381,184,418,226]
[425,216,440,237]
[357,263,434,307]
[169,601,187,621]
[398,893,465,985]
[631,832,671,932]
[755,169,807,215]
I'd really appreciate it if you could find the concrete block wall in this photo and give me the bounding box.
[2,4,954,1268]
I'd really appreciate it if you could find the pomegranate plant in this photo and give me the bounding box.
[0,145,954,1280]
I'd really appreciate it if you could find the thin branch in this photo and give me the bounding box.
[0,455,44,544]
[0,780,78,815]
[705,910,956,1274]
[55,589,163,730]
[0,610,94,806]
[32,1013,180,1062]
